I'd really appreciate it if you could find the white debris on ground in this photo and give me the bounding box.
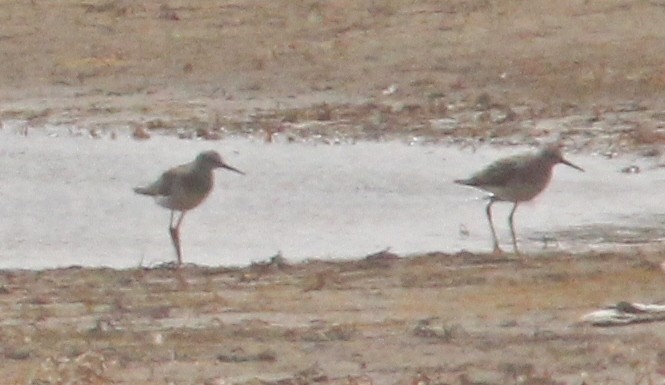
[581,301,665,326]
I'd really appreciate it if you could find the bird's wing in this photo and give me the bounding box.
[463,155,525,188]
[155,168,180,195]
[135,166,183,196]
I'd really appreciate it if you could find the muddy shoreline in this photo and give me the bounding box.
[2,250,665,384]
[4,0,665,383]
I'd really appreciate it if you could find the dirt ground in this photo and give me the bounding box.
[3,251,665,385]
[3,0,665,384]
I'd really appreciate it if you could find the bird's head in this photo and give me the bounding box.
[196,151,245,175]
[540,143,584,172]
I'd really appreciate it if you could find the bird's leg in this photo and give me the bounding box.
[508,202,520,255]
[169,211,185,266]
[485,198,502,254]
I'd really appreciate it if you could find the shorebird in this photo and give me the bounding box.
[134,150,244,265]
[455,143,584,254]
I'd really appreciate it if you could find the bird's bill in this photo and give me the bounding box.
[220,163,245,175]
[560,158,584,172]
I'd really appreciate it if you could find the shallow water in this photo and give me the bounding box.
[1,127,664,269]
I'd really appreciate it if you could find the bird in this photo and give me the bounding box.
[134,150,244,266]
[454,143,584,254]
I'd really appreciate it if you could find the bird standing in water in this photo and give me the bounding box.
[134,150,244,265]
[455,143,584,254]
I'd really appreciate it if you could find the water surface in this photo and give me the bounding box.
[1,128,663,269]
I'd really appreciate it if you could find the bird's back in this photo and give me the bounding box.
[135,161,215,211]
[134,163,189,196]
[456,152,554,202]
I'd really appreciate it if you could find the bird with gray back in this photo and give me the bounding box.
[134,150,244,266]
[455,143,584,254]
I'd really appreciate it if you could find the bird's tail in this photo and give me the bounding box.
[133,186,155,195]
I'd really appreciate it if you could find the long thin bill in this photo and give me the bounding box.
[561,158,584,172]
[222,163,245,175]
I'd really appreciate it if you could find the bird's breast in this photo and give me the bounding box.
[157,172,214,211]
[494,167,553,202]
